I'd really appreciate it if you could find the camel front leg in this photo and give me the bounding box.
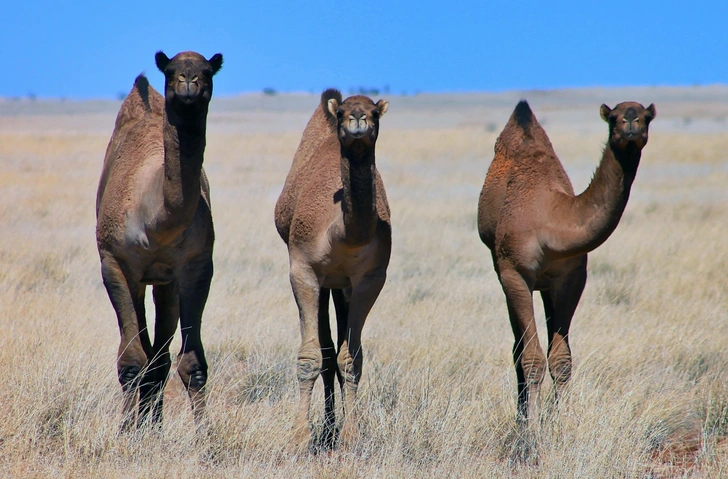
[101,254,150,432]
[289,260,323,452]
[177,256,213,425]
[337,274,385,449]
[499,266,545,422]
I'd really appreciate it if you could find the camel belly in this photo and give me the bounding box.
[533,254,587,291]
[322,274,352,289]
[316,239,385,288]
[141,262,175,285]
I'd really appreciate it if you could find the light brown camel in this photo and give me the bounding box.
[96,50,223,429]
[478,100,655,420]
[274,89,391,450]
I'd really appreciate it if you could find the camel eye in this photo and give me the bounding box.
[371,109,379,119]
[336,109,344,119]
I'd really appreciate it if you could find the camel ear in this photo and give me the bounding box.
[646,103,656,121]
[600,104,612,122]
[327,98,339,117]
[208,53,223,75]
[155,51,170,73]
[376,99,389,117]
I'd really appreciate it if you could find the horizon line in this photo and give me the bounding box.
[2,82,726,103]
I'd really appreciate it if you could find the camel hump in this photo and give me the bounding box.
[133,74,153,113]
[512,100,535,130]
[495,99,554,157]
[114,74,163,129]
[321,88,342,107]
[321,88,342,129]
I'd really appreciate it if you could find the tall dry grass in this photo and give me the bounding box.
[0,91,727,477]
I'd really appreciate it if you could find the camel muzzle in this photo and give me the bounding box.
[344,115,370,138]
[176,80,201,104]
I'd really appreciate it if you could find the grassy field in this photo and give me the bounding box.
[0,85,727,477]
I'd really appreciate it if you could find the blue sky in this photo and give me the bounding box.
[2,1,725,99]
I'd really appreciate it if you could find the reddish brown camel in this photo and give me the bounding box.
[478,100,655,420]
[96,51,223,429]
[274,89,391,450]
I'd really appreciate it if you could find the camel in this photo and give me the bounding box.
[274,89,391,450]
[96,50,223,429]
[478,100,655,420]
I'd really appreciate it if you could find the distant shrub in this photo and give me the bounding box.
[262,88,277,96]
[349,86,382,96]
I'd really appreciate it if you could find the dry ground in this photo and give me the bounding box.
[0,85,727,477]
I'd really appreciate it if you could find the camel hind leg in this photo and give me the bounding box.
[318,287,338,449]
[332,288,350,389]
[177,256,213,425]
[138,281,179,427]
[541,255,587,404]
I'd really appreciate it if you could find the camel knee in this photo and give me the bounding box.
[180,367,207,393]
[117,335,149,387]
[118,364,143,392]
[548,338,572,385]
[548,354,572,386]
[178,354,208,393]
[520,355,546,387]
[297,352,322,383]
[337,348,362,384]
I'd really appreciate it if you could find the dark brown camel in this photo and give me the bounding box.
[96,51,223,429]
[478,100,655,420]
[274,89,391,450]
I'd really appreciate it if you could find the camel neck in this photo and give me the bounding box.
[161,105,208,230]
[561,143,640,257]
[340,145,377,246]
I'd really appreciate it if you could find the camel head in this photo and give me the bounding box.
[600,101,656,152]
[326,92,389,150]
[155,51,223,109]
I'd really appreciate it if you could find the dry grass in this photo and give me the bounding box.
[1,89,727,477]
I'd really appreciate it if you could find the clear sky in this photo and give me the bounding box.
[2,1,726,99]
